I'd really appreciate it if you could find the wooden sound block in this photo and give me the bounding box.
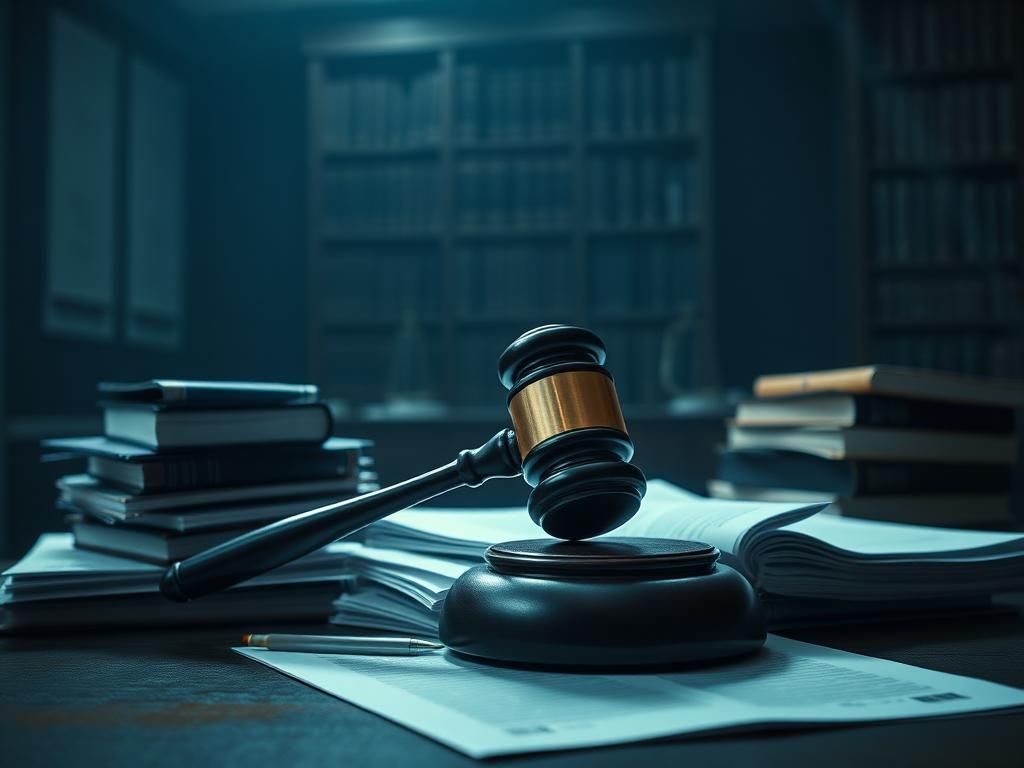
[439,537,767,668]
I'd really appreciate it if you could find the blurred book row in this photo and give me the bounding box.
[874,335,1024,381]
[589,154,699,230]
[588,53,698,139]
[874,0,1018,74]
[872,179,1018,268]
[590,240,699,316]
[1,380,378,630]
[871,82,1016,166]
[321,71,442,151]
[451,323,698,408]
[455,156,571,233]
[315,247,442,324]
[322,162,440,236]
[711,365,1023,528]
[596,325,676,405]
[454,244,575,320]
[873,274,1022,327]
[455,64,570,143]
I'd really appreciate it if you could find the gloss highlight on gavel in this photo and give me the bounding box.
[159,324,646,602]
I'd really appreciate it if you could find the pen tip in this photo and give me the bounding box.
[242,634,251,645]
[411,638,445,652]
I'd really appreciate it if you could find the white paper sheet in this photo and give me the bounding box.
[1,534,356,604]
[235,635,1024,758]
[367,480,1024,600]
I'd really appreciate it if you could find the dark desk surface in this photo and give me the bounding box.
[4,596,1024,768]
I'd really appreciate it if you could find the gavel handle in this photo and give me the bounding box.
[159,428,521,602]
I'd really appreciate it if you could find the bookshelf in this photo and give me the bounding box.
[848,0,1024,379]
[305,11,715,409]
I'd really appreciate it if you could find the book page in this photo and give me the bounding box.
[784,514,1024,558]
[379,480,827,558]
[2,534,158,577]
[235,635,1024,758]
[616,482,826,555]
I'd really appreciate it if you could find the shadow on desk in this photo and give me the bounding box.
[3,597,1024,767]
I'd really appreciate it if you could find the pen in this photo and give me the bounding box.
[243,633,444,656]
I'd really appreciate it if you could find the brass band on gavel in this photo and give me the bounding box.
[507,370,628,460]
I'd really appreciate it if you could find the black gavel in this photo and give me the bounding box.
[160,325,647,602]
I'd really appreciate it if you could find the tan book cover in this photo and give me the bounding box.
[753,365,1024,408]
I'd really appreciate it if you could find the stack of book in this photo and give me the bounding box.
[45,380,377,563]
[709,366,1022,528]
[0,380,378,632]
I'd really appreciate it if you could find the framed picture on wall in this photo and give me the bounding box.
[124,58,186,349]
[43,11,118,342]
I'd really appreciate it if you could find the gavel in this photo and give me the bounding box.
[160,324,648,602]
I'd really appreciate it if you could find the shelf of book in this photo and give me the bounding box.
[455,139,570,153]
[587,225,701,238]
[871,162,1018,177]
[871,262,1021,275]
[321,231,442,243]
[323,146,440,160]
[870,67,1016,85]
[848,0,1024,381]
[454,229,571,241]
[873,321,1020,333]
[590,311,678,325]
[586,134,700,149]
[323,318,446,331]
[306,11,716,407]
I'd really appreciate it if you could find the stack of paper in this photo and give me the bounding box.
[363,480,1024,601]
[0,534,356,632]
[332,585,440,637]
[324,479,1024,635]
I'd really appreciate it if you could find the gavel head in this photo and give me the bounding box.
[498,325,647,540]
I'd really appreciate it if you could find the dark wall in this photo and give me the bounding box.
[714,12,847,388]
[0,0,9,555]
[186,25,307,383]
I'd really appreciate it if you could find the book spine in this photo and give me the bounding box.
[753,369,877,399]
[590,62,611,138]
[855,396,1014,433]
[90,446,364,494]
[618,61,636,137]
[663,56,681,136]
[857,462,1012,496]
[590,156,607,228]
[457,65,479,143]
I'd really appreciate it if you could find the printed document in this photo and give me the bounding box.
[235,635,1024,758]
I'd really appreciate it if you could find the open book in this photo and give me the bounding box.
[362,480,1024,601]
